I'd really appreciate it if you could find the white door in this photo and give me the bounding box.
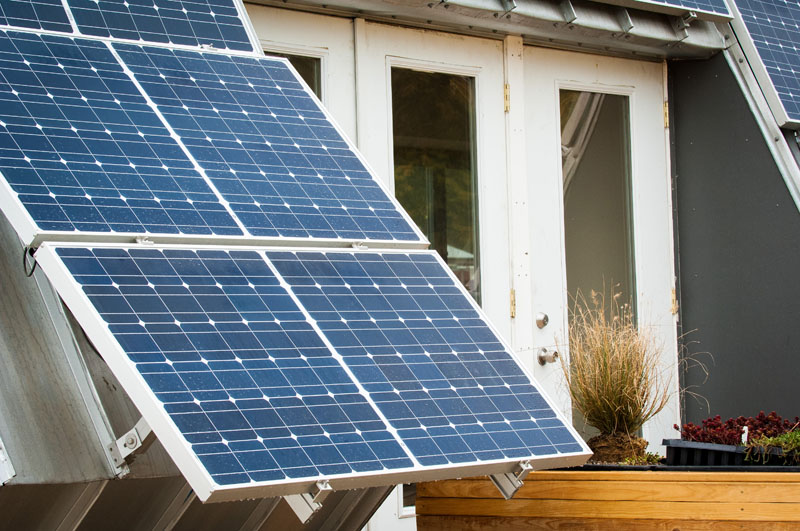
[355,22,512,335]
[523,47,680,446]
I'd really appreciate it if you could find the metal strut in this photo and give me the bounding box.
[284,480,333,523]
[489,460,533,500]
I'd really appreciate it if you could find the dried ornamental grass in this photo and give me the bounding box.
[561,289,671,437]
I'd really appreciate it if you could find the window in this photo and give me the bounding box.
[263,51,322,98]
[391,68,481,302]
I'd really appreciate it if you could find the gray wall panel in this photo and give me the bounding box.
[671,53,800,424]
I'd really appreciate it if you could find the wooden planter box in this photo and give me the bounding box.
[417,470,800,530]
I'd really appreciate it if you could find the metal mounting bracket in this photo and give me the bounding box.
[559,0,577,24]
[134,236,155,245]
[671,11,697,41]
[500,0,517,14]
[351,241,368,250]
[108,417,155,467]
[284,480,333,523]
[489,461,533,500]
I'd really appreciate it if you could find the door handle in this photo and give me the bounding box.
[537,347,559,366]
[535,313,549,328]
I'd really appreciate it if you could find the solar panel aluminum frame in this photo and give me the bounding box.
[33,241,590,503]
[728,0,798,129]
[0,40,427,250]
[585,0,732,21]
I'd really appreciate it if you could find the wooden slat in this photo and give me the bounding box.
[417,515,800,531]
[419,478,800,503]
[416,498,800,522]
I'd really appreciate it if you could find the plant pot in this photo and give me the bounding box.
[663,438,799,467]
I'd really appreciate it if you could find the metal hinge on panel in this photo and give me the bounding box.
[509,288,516,318]
[504,84,510,113]
[284,480,333,523]
[671,287,679,315]
[489,461,532,499]
[108,417,155,467]
[664,101,670,129]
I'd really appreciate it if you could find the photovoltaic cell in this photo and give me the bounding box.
[56,246,413,486]
[0,0,72,33]
[635,0,729,16]
[113,43,422,242]
[67,0,254,52]
[734,0,800,121]
[0,32,243,236]
[268,251,584,465]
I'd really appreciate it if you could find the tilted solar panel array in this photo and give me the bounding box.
[585,0,731,21]
[730,0,800,126]
[0,0,590,504]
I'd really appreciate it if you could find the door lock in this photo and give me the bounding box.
[535,313,549,328]
[537,347,559,366]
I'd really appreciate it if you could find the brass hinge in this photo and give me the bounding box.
[504,84,510,113]
[510,288,516,318]
[663,101,669,129]
[670,287,679,315]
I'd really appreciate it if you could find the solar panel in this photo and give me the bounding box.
[67,0,255,52]
[112,44,423,242]
[585,0,731,20]
[0,31,244,241]
[731,0,800,125]
[267,250,585,464]
[36,243,589,501]
[0,0,72,33]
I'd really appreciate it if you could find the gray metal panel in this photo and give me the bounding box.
[0,212,115,484]
[671,53,800,423]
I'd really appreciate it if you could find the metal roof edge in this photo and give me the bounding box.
[245,0,728,59]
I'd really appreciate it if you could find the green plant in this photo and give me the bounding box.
[560,287,671,436]
[746,429,800,465]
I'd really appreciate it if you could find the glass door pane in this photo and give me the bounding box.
[560,90,635,311]
[391,68,481,302]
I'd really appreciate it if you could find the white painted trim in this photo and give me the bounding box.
[36,242,589,503]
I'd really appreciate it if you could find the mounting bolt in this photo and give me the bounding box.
[124,435,138,449]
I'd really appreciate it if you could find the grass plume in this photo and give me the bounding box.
[561,287,671,436]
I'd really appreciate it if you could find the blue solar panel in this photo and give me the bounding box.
[637,0,730,16]
[56,246,414,485]
[49,245,585,491]
[112,44,422,242]
[67,0,254,52]
[734,0,800,122]
[268,250,584,465]
[0,0,72,32]
[0,32,243,236]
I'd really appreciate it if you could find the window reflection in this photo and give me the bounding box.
[391,68,480,302]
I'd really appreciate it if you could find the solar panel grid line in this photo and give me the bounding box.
[729,0,800,126]
[257,248,425,470]
[34,242,590,502]
[111,44,427,244]
[0,0,75,33]
[103,39,252,236]
[65,0,257,53]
